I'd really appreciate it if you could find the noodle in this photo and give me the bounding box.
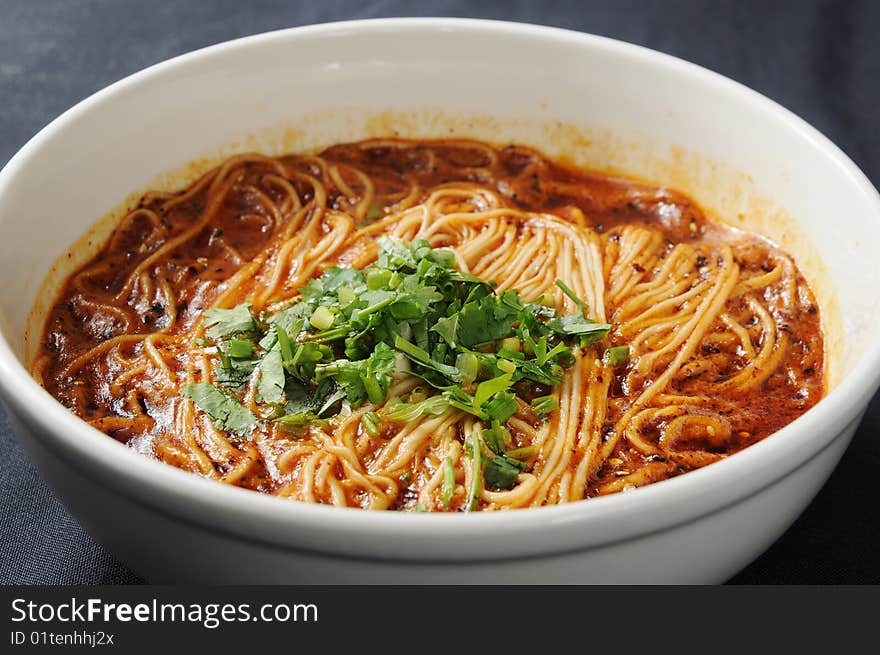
[33,139,825,510]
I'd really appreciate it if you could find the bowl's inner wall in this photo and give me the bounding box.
[2,22,874,387]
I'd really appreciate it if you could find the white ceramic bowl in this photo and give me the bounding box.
[1,19,879,584]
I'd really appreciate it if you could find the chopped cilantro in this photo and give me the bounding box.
[183,383,257,437]
[383,395,450,423]
[484,455,526,490]
[185,238,623,491]
[256,347,285,403]
[202,303,255,340]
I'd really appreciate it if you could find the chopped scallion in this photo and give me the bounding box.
[361,411,382,437]
[455,352,479,383]
[337,286,356,305]
[309,306,335,331]
[505,445,538,461]
[466,432,482,511]
[497,359,517,374]
[531,394,558,417]
[442,457,455,509]
[603,345,630,366]
[499,337,521,352]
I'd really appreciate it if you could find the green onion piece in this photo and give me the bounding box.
[227,339,253,359]
[497,359,517,374]
[603,345,630,366]
[483,392,518,423]
[383,395,450,423]
[466,432,482,511]
[455,352,479,383]
[531,394,558,417]
[274,412,314,429]
[505,445,538,461]
[366,268,392,290]
[497,421,513,449]
[309,306,335,331]
[442,457,455,509]
[361,411,382,437]
[483,424,504,455]
[337,286,356,305]
[499,337,521,352]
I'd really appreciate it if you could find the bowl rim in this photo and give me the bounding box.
[1,17,879,560]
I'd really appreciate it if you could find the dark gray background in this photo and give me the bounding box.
[1,0,878,585]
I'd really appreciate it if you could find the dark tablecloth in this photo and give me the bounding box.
[1,0,878,585]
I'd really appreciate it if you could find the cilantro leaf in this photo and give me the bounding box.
[555,279,591,313]
[394,334,460,379]
[484,455,526,490]
[202,303,255,340]
[433,295,517,348]
[473,373,514,413]
[256,346,285,403]
[213,346,258,390]
[546,315,612,339]
[383,395,450,423]
[184,382,257,437]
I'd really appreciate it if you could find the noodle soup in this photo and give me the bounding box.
[32,139,824,511]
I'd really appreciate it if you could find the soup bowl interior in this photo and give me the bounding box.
[1,19,879,583]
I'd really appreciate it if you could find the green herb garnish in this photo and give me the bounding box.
[187,238,621,496]
[227,339,254,358]
[361,410,382,437]
[466,432,482,511]
[442,457,456,509]
[505,445,539,461]
[530,394,558,418]
[256,347,285,403]
[484,454,527,490]
[603,345,630,366]
[183,382,257,437]
[202,303,255,340]
[554,279,590,314]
